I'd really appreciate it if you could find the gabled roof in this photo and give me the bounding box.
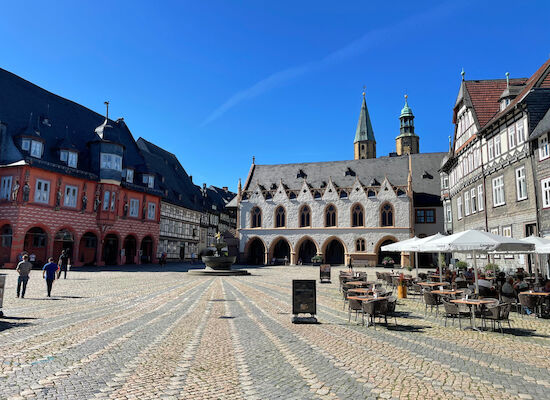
[485,58,550,128]
[531,107,550,140]
[137,138,203,211]
[0,67,149,178]
[243,153,445,197]
[463,78,527,128]
[354,94,375,143]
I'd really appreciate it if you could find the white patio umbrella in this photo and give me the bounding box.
[522,237,550,281]
[420,230,534,294]
[408,233,447,282]
[381,237,420,276]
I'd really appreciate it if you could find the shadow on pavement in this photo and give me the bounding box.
[0,316,37,332]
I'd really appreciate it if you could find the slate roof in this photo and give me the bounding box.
[137,138,203,211]
[0,67,152,188]
[244,153,445,198]
[531,107,550,140]
[354,94,375,143]
[463,78,527,128]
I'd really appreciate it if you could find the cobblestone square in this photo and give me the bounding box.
[1,265,550,400]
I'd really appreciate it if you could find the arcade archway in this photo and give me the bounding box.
[246,238,265,265]
[297,238,317,264]
[103,234,119,265]
[324,238,345,265]
[124,235,137,264]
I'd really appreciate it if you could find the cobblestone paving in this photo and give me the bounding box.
[1,265,550,399]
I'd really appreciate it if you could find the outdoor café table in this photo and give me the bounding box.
[523,292,550,316]
[418,282,450,288]
[347,295,388,302]
[431,289,464,298]
[450,299,496,332]
[348,288,375,295]
[345,281,373,287]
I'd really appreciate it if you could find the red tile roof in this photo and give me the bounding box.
[464,78,527,128]
[484,58,550,128]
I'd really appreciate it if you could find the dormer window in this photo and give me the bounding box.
[126,169,134,183]
[30,140,43,158]
[500,98,511,111]
[60,150,78,168]
[142,174,154,188]
[100,153,122,171]
[21,139,30,151]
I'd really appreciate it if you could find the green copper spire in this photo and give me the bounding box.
[400,94,414,118]
[354,91,375,143]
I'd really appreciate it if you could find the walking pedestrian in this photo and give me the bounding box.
[16,254,33,298]
[42,257,59,297]
[58,249,70,279]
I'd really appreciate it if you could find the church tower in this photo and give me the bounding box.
[395,95,419,155]
[354,91,376,159]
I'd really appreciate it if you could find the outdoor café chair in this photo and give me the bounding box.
[482,303,512,333]
[424,291,442,317]
[442,299,462,328]
[409,283,423,300]
[386,296,398,326]
[348,298,363,323]
[342,288,349,310]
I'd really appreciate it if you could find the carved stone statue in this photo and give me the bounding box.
[94,194,101,212]
[123,201,128,217]
[22,183,30,202]
[81,192,88,212]
[55,187,62,208]
[142,201,147,219]
[11,180,19,201]
[110,192,116,211]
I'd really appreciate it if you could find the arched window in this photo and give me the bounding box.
[381,203,394,227]
[251,207,262,228]
[355,238,366,252]
[325,204,337,227]
[299,205,311,227]
[351,204,364,227]
[275,206,286,228]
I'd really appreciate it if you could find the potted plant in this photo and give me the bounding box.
[455,261,468,271]
[382,256,395,268]
[484,263,500,276]
[311,255,323,266]
[397,273,407,299]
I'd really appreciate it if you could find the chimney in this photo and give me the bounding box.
[189,175,193,182]
[222,186,228,192]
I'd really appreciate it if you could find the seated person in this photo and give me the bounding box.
[514,278,529,293]
[464,268,474,281]
[478,275,497,298]
[501,277,516,300]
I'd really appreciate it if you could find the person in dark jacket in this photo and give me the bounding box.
[16,254,33,298]
[58,249,70,279]
[42,258,59,297]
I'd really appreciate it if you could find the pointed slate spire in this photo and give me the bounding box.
[354,91,375,143]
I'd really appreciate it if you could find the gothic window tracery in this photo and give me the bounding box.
[299,205,311,227]
[380,203,394,227]
[251,207,262,228]
[351,204,364,227]
[325,204,337,227]
[275,206,286,228]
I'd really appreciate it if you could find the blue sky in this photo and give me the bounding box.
[1,1,549,191]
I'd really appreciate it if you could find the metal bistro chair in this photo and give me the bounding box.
[348,298,363,323]
[362,299,389,328]
[482,303,512,333]
[342,288,350,310]
[409,283,423,301]
[423,291,442,317]
[386,296,398,326]
[385,274,394,288]
[442,299,464,328]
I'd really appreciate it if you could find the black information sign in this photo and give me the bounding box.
[320,264,331,283]
[292,279,316,315]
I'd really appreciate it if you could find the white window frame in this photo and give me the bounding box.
[471,188,477,214]
[457,196,463,220]
[539,135,549,161]
[490,227,499,235]
[100,153,123,171]
[464,191,470,216]
[502,225,512,237]
[126,169,134,184]
[63,185,78,208]
[60,150,68,162]
[445,202,452,223]
[508,125,516,150]
[34,179,50,204]
[67,151,78,168]
[477,184,484,211]
[488,138,494,161]
[0,176,13,200]
[103,191,110,210]
[30,140,43,158]
[517,120,525,144]
[542,177,550,208]
[147,202,156,220]
[129,198,139,217]
[515,166,527,201]
[143,174,154,188]
[492,176,505,207]
[21,139,30,151]
[494,134,502,157]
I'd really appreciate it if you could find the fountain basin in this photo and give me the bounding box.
[202,255,237,270]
